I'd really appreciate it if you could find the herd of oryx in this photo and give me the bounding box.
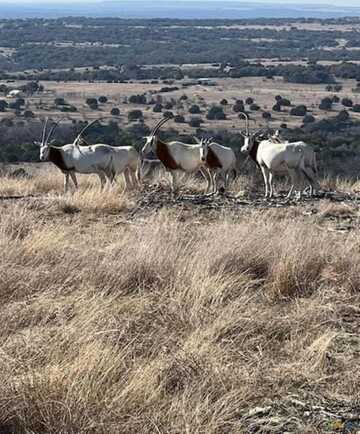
[36,113,319,199]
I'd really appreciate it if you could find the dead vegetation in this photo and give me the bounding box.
[0,166,360,433]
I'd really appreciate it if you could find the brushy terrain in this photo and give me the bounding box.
[0,165,360,434]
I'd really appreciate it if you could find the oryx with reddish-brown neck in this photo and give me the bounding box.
[239,113,317,199]
[193,136,237,194]
[141,117,212,194]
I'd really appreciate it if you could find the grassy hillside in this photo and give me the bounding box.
[0,167,359,433]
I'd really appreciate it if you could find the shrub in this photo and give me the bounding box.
[206,106,226,120]
[303,114,315,123]
[245,97,254,105]
[189,117,203,127]
[55,97,66,105]
[110,107,120,116]
[163,111,174,119]
[262,111,271,120]
[233,101,245,113]
[290,105,307,116]
[273,103,281,112]
[24,110,34,118]
[98,96,108,103]
[153,103,163,113]
[220,98,228,105]
[342,97,353,107]
[278,98,291,107]
[250,103,260,111]
[337,110,350,122]
[128,109,143,121]
[174,115,185,123]
[352,104,360,113]
[86,98,98,109]
[0,100,8,111]
[319,97,333,111]
[189,104,201,114]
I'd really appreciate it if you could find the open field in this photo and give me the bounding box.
[2,76,360,135]
[0,165,360,433]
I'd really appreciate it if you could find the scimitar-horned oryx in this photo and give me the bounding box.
[239,113,317,199]
[141,117,212,194]
[193,136,237,194]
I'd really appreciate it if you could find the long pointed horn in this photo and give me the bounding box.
[238,112,249,135]
[45,117,66,145]
[152,116,171,136]
[42,117,49,143]
[193,136,201,144]
[73,118,102,146]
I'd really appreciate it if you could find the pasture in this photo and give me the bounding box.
[0,165,360,433]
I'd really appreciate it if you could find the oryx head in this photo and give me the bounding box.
[194,136,213,163]
[141,117,171,157]
[35,118,62,161]
[239,113,266,154]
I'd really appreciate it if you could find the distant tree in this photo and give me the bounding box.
[179,95,188,101]
[110,107,120,116]
[262,111,271,120]
[24,110,34,118]
[55,97,66,105]
[275,95,282,102]
[189,104,201,114]
[319,97,333,111]
[86,98,98,109]
[352,104,360,113]
[337,110,350,122]
[174,114,185,123]
[220,98,228,106]
[128,109,143,121]
[332,95,340,103]
[189,117,202,128]
[164,101,174,110]
[153,103,163,113]
[342,97,353,107]
[250,103,260,111]
[98,96,108,103]
[245,97,254,105]
[278,98,291,107]
[273,103,282,112]
[206,106,226,120]
[233,101,245,112]
[290,105,307,116]
[163,111,174,119]
[0,100,8,112]
[326,85,333,92]
[303,114,315,124]
[334,84,343,92]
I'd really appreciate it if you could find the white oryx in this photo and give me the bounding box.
[270,130,319,195]
[141,117,212,194]
[194,136,237,194]
[239,113,318,199]
[37,118,140,192]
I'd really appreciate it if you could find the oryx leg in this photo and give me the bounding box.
[169,170,180,195]
[268,172,274,198]
[63,172,71,194]
[260,165,270,198]
[199,167,213,195]
[98,172,107,190]
[286,168,300,200]
[70,171,78,190]
[123,168,133,190]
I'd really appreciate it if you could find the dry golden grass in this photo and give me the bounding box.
[0,166,359,433]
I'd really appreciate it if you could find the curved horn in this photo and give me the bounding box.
[152,116,171,136]
[45,117,66,145]
[42,117,49,143]
[73,118,102,146]
[192,136,201,144]
[238,112,250,135]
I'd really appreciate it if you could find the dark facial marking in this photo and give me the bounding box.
[156,139,180,170]
[206,146,222,169]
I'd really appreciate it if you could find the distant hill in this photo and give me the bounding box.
[2,1,360,19]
